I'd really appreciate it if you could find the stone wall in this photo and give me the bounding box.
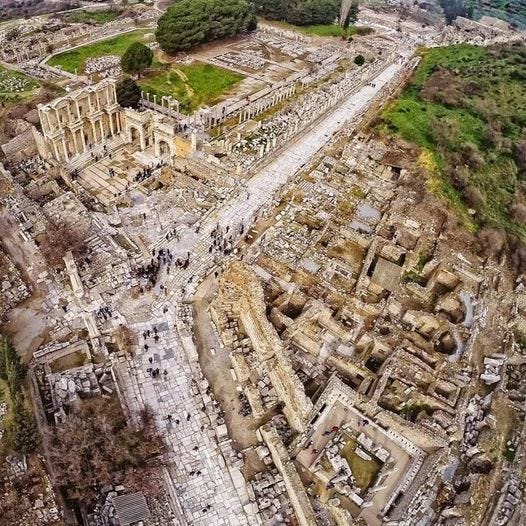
[259,424,317,526]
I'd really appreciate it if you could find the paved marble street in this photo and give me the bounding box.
[113,60,406,525]
[157,62,404,307]
[115,318,255,526]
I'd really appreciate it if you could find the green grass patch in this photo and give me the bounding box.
[62,8,122,24]
[378,42,526,239]
[48,29,154,74]
[340,438,382,492]
[412,44,488,88]
[0,65,39,104]
[262,18,363,38]
[299,24,359,37]
[0,379,13,437]
[380,96,485,152]
[139,62,244,114]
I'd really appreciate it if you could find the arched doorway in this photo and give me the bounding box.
[158,139,171,159]
[130,127,141,147]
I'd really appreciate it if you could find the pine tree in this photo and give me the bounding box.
[0,335,27,393]
[10,405,40,455]
[116,77,142,109]
[121,42,154,78]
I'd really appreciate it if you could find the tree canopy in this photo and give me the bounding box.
[121,42,153,77]
[0,335,40,455]
[257,0,341,26]
[156,0,257,55]
[116,76,142,109]
[354,54,365,66]
[439,0,472,24]
[46,398,165,507]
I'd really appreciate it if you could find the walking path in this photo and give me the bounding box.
[155,61,403,309]
[113,60,405,525]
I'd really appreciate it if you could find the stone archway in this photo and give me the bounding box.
[130,126,141,147]
[158,139,171,158]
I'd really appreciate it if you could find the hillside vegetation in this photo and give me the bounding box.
[378,43,526,260]
[468,0,526,28]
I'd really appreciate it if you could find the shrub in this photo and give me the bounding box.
[354,54,365,66]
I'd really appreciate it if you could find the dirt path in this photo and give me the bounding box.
[0,206,57,360]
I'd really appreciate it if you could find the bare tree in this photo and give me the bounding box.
[477,227,506,258]
[509,199,526,224]
[46,397,165,508]
[38,218,88,268]
[113,325,137,355]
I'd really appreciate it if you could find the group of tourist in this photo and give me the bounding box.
[96,305,112,322]
[137,247,193,290]
[143,327,169,379]
[134,163,163,183]
[209,223,244,257]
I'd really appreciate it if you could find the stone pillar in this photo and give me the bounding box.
[72,130,80,155]
[80,129,87,152]
[109,112,115,136]
[45,112,53,135]
[61,137,70,162]
[75,101,81,120]
[67,106,74,124]
[96,92,101,112]
[98,119,104,141]
[91,120,97,143]
[87,95,93,114]
[52,140,61,161]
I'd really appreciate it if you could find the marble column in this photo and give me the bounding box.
[90,120,97,144]
[45,112,53,134]
[67,106,74,124]
[52,141,61,161]
[80,129,87,152]
[61,137,70,162]
[109,112,115,136]
[72,130,80,155]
